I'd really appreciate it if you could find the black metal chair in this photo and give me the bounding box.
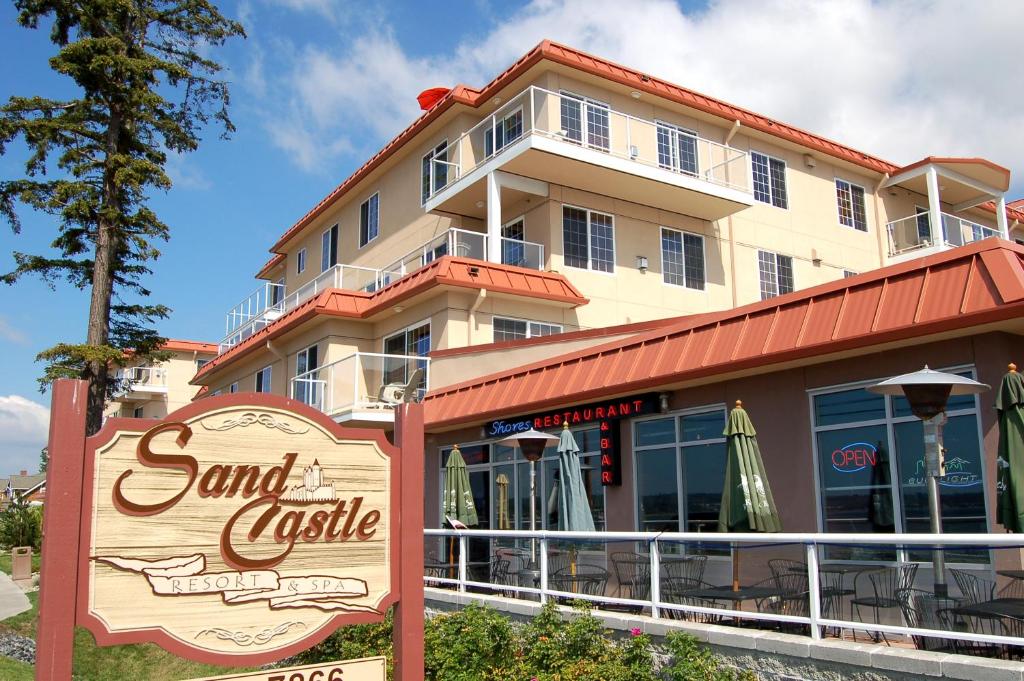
[610,551,651,600]
[767,558,804,582]
[549,563,609,602]
[489,557,514,597]
[895,588,958,652]
[951,568,995,605]
[1000,616,1024,660]
[851,563,918,644]
[661,577,722,624]
[766,572,810,633]
[662,555,707,585]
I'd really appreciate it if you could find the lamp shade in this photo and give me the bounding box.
[498,428,558,462]
[868,365,989,419]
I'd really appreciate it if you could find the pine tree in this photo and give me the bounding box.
[0,1,244,433]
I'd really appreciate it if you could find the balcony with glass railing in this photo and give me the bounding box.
[886,211,1002,258]
[422,85,753,221]
[289,352,429,423]
[112,366,167,400]
[218,229,544,354]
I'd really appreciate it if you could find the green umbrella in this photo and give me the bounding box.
[443,445,478,567]
[997,364,1024,533]
[718,400,782,590]
[557,423,596,533]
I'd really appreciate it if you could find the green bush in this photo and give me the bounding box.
[294,601,753,681]
[0,501,43,550]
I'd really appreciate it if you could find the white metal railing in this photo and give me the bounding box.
[424,85,751,201]
[381,228,545,278]
[219,264,390,353]
[424,528,1024,649]
[225,282,286,336]
[289,352,430,416]
[113,366,167,394]
[887,211,1002,256]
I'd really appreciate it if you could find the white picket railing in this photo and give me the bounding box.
[289,352,430,416]
[424,85,751,201]
[424,528,1024,649]
[887,211,1002,256]
[113,366,167,393]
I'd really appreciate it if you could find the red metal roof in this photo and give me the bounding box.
[423,240,1024,429]
[163,339,218,354]
[194,257,587,383]
[261,40,1023,266]
[255,253,286,280]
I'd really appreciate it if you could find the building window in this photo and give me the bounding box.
[501,217,527,267]
[255,365,272,393]
[835,179,868,231]
[384,322,430,392]
[229,382,239,394]
[656,121,698,175]
[559,92,610,151]
[321,225,338,272]
[751,151,788,208]
[133,406,144,418]
[294,344,319,406]
[563,206,614,273]
[758,250,794,300]
[359,193,379,247]
[811,371,987,563]
[634,407,728,552]
[421,140,448,204]
[484,108,523,157]
[915,205,931,242]
[297,248,306,274]
[660,228,705,290]
[493,317,562,342]
[195,358,210,370]
[843,270,857,278]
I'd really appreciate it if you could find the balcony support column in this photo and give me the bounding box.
[926,166,943,246]
[996,195,1009,238]
[486,171,502,263]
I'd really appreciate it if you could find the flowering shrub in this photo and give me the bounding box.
[296,601,753,681]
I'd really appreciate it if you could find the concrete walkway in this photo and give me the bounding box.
[0,571,30,621]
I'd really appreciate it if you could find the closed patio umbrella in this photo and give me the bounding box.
[443,445,478,565]
[557,423,596,533]
[997,363,1024,533]
[718,400,782,591]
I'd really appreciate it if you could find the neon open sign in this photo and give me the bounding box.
[831,442,878,473]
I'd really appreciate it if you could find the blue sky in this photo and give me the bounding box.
[1,0,1022,475]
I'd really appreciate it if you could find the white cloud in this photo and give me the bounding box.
[0,395,49,475]
[165,151,212,191]
[253,0,1024,194]
[0,316,28,345]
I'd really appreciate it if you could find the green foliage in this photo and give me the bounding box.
[294,601,751,681]
[0,501,43,551]
[38,447,48,474]
[0,0,244,428]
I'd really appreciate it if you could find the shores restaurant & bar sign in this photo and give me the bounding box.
[36,381,426,681]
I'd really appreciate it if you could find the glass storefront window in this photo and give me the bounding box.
[812,369,988,564]
[634,408,728,554]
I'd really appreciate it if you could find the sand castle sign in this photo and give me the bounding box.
[37,385,426,680]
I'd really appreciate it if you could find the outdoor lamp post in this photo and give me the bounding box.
[868,366,988,596]
[498,428,558,575]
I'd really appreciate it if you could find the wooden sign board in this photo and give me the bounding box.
[189,656,386,681]
[36,385,425,680]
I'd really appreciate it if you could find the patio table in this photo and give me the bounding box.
[997,570,1024,582]
[676,584,784,604]
[953,598,1024,620]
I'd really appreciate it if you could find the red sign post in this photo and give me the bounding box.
[36,379,424,680]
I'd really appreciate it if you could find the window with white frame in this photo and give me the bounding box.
[751,151,788,208]
[559,92,610,151]
[421,141,448,204]
[133,406,144,418]
[492,317,562,343]
[359,193,379,247]
[758,250,794,300]
[656,121,698,175]
[383,322,430,392]
[835,179,868,231]
[294,344,319,406]
[297,248,306,274]
[211,389,222,397]
[843,270,857,278]
[634,407,729,553]
[229,382,239,394]
[321,225,338,273]
[195,358,210,370]
[484,108,523,157]
[811,371,987,563]
[915,205,931,242]
[562,206,614,273]
[501,217,526,267]
[660,228,705,290]
[255,365,272,393]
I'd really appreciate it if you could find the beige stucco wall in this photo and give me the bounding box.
[106,350,213,419]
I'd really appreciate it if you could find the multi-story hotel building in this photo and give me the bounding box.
[106,339,217,419]
[191,40,1023,428]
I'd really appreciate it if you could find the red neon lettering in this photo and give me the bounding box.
[596,407,605,419]
[601,471,613,483]
[600,421,610,431]
[601,454,612,466]
[607,405,618,417]
[600,438,611,449]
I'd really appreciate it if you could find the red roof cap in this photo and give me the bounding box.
[417,88,451,111]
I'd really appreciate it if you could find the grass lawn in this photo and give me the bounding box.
[0,574,259,680]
